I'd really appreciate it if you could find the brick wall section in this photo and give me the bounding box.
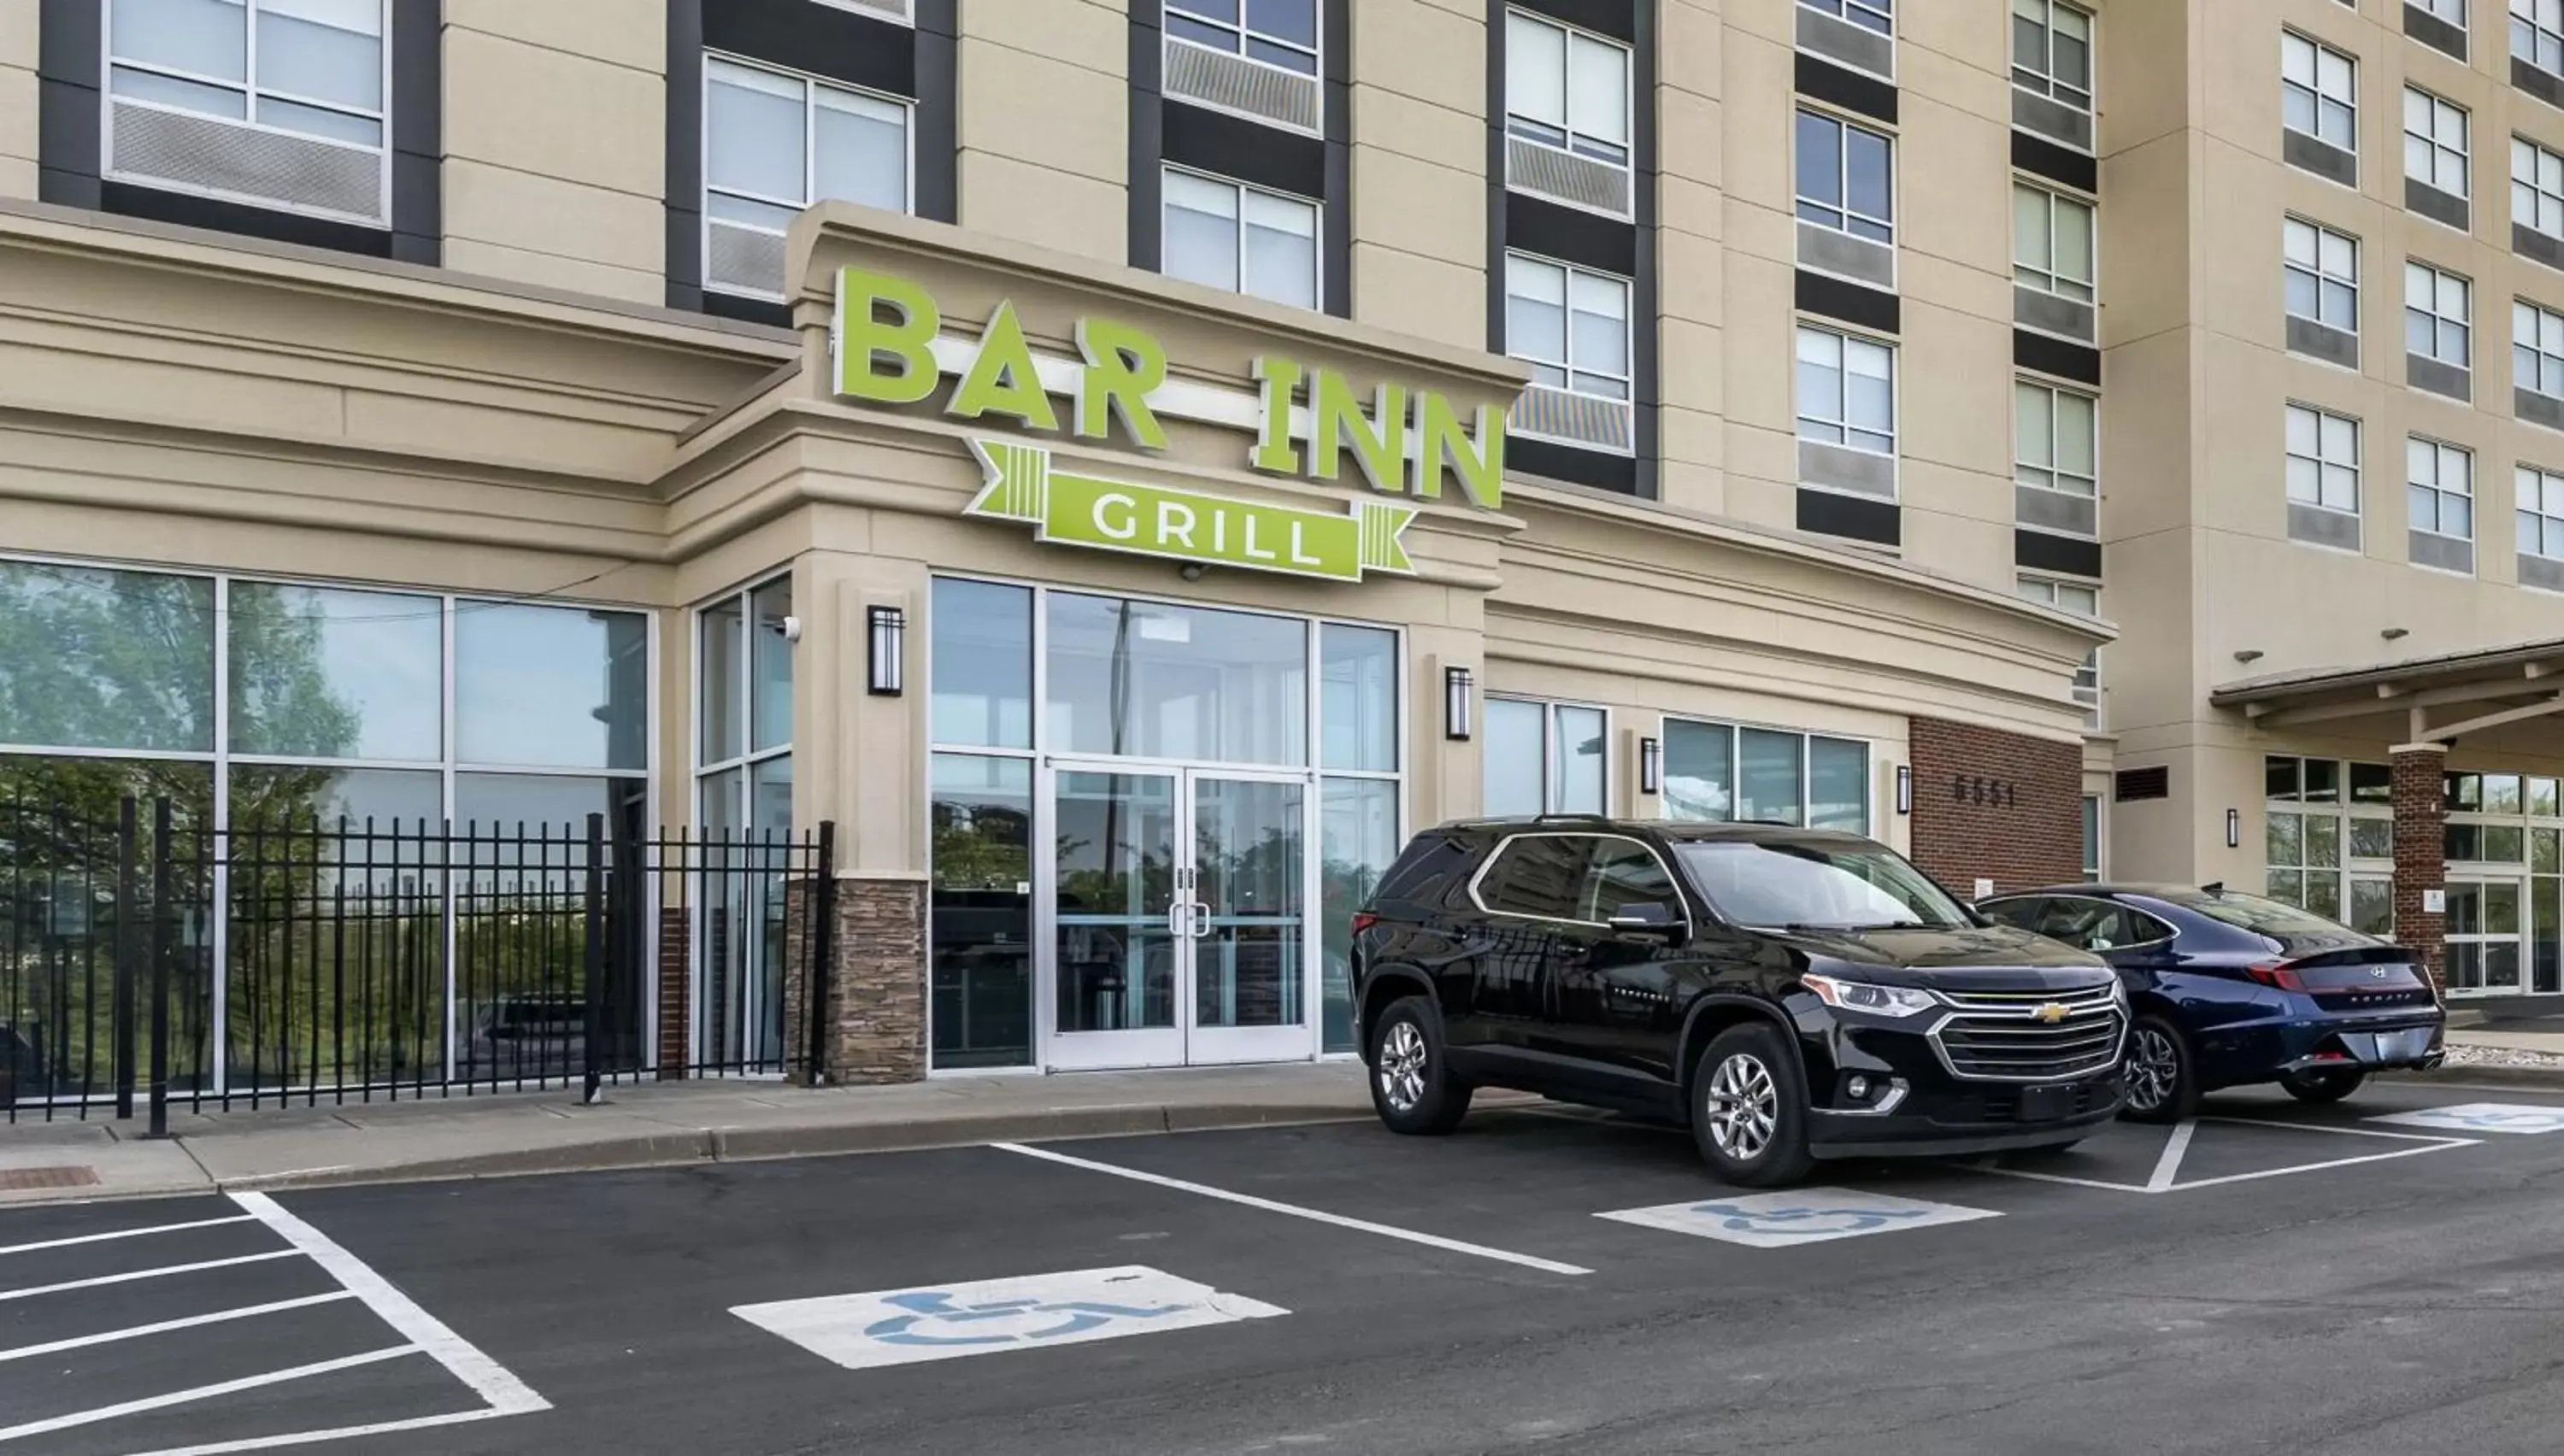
[784,876,927,1085]
[656,906,690,1077]
[2392,744,2449,992]
[1907,717,2085,898]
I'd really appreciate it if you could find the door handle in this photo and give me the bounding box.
[1167,901,1189,938]
[1190,901,1212,937]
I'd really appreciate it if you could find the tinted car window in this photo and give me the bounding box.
[1478,835,1591,920]
[1372,832,1475,910]
[1581,837,1679,921]
[1977,896,2049,933]
[1674,839,1973,930]
[2152,888,2358,939]
[2033,898,2133,952]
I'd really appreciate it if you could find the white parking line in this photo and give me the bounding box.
[2145,1122,2199,1192]
[0,1250,300,1303]
[0,1292,356,1364]
[229,1192,550,1417]
[991,1142,1595,1277]
[0,1347,418,1445]
[0,1216,258,1257]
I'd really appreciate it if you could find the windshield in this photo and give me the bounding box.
[2150,888,2353,938]
[1673,840,1973,931]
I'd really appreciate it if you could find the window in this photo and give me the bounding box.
[2518,138,2564,240]
[2414,0,2467,22]
[1660,719,1870,832]
[104,0,389,221]
[2282,32,2358,153]
[2015,381,2097,499]
[2011,0,2094,113]
[2014,182,2096,302]
[2403,87,2471,199]
[2015,576,2102,707]
[1795,326,1896,456]
[2286,402,2362,518]
[2081,795,2102,879]
[1675,839,1971,931]
[2519,300,2564,397]
[2283,217,2360,332]
[1161,169,1318,310]
[1167,0,1319,75]
[2517,0,2564,77]
[1796,109,1894,245]
[1803,0,1892,37]
[2520,465,2564,561]
[1483,699,1607,817]
[2408,437,2476,544]
[2266,756,2395,928]
[1477,836,1591,921]
[1580,839,1682,923]
[704,56,908,298]
[1506,255,1632,401]
[2406,261,2473,367]
[1507,10,1631,171]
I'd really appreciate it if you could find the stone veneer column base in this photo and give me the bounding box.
[2391,743,2449,993]
[785,875,927,1086]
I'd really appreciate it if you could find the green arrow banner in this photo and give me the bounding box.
[966,438,1418,582]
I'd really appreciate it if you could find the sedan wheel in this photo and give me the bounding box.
[2120,1013,2198,1124]
[1703,1052,1779,1160]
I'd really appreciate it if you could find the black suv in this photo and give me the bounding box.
[1350,818,2127,1186]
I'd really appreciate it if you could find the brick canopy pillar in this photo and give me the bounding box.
[2391,743,2449,991]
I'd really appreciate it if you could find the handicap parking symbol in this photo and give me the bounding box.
[2370,1102,2564,1136]
[732,1266,1288,1371]
[1597,1188,2002,1248]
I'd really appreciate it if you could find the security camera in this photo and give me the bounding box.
[781,614,803,643]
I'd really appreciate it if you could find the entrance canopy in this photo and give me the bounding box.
[2211,637,2564,743]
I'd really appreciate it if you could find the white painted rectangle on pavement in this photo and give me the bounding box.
[2368,1102,2564,1135]
[1597,1189,2001,1248]
[732,1265,1286,1371]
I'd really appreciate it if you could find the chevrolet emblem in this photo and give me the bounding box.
[2029,1001,2071,1025]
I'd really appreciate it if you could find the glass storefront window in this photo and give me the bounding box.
[0,560,215,753]
[1320,625,1397,772]
[1320,777,1396,1054]
[931,579,1032,749]
[2350,876,2395,937]
[1808,737,1869,831]
[228,583,441,763]
[1482,698,1547,817]
[1663,719,1732,821]
[2082,795,2102,878]
[1047,594,1308,765]
[2350,762,2393,805]
[700,594,744,766]
[2350,818,2394,859]
[930,753,1035,1069]
[2536,778,2562,818]
[2302,758,2340,803]
[750,578,793,754]
[1554,706,1606,813]
[456,603,647,772]
[231,764,440,831]
[1738,729,1804,824]
[2487,774,2526,815]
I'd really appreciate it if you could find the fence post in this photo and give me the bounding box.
[113,797,138,1122]
[583,813,606,1106]
[145,798,173,1139]
[805,822,837,1086]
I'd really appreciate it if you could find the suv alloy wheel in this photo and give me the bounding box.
[1691,1023,1815,1187]
[1367,995,1473,1135]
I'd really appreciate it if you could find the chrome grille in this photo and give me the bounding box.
[1930,985,2125,1083]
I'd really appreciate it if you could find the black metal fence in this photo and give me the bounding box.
[0,797,835,1127]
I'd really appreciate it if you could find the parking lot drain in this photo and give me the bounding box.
[0,1165,100,1191]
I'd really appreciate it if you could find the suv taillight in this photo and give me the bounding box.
[2245,960,2308,992]
[1350,912,1379,937]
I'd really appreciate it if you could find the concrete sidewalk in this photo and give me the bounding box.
[0,1062,1396,1207]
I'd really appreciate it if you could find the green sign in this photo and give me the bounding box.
[833,267,1505,511]
[967,439,1417,582]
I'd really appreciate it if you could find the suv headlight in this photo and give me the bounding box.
[1802,973,1940,1018]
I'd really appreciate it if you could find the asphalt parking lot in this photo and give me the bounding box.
[11,1077,2564,1455]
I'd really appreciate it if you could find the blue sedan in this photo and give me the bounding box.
[1977,884,2445,1121]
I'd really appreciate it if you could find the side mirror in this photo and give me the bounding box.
[1607,902,1688,945]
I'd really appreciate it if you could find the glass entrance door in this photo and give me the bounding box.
[2446,877,2525,997]
[1043,762,1311,1069]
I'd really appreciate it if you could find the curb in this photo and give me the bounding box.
[184,1102,1388,1196]
[2384,1063,2564,1090]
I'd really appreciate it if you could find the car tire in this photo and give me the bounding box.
[1691,1023,1817,1189]
[2279,1067,2367,1105]
[1367,995,1471,1136]
[2121,1013,2200,1124]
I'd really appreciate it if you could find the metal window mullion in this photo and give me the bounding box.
[439,596,459,1083]
[209,575,232,1100]
[103,56,256,98]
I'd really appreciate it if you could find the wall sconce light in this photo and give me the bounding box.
[1896,765,1913,816]
[867,605,907,696]
[1443,666,1473,742]
[1639,736,1662,795]
[2226,807,2242,849]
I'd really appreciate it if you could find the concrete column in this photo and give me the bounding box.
[2391,743,2449,991]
